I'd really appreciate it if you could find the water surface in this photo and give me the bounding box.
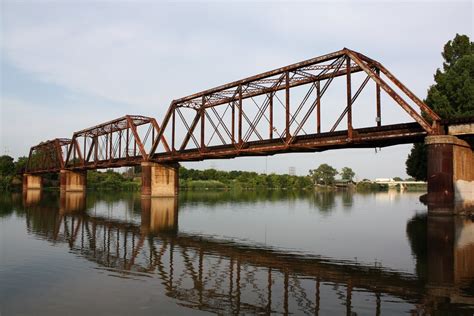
[1,190,473,315]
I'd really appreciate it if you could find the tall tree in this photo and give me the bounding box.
[14,156,28,174]
[309,164,338,185]
[0,155,15,176]
[340,167,355,181]
[406,34,474,180]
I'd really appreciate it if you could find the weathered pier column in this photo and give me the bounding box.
[60,170,87,192]
[141,162,179,197]
[425,135,474,213]
[22,174,42,191]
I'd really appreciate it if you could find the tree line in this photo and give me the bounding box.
[179,167,313,190]
[0,155,359,192]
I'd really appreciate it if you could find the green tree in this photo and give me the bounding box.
[14,156,28,174]
[406,34,474,180]
[309,164,338,185]
[393,176,403,181]
[340,167,355,181]
[0,155,15,176]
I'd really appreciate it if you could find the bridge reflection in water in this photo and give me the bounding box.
[19,191,474,315]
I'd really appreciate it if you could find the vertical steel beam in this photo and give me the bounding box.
[119,130,122,159]
[201,96,205,149]
[151,125,155,148]
[94,136,98,165]
[105,134,108,160]
[83,137,86,166]
[346,56,353,139]
[317,81,321,134]
[231,102,235,144]
[376,68,381,127]
[238,86,242,144]
[109,126,113,160]
[172,108,176,151]
[285,71,290,140]
[126,128,129,159]
[73,138,77,164]
[269,93,273,139]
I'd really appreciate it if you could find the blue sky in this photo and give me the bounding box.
[1,0,472,179]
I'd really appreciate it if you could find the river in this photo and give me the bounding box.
[1,190,473,315]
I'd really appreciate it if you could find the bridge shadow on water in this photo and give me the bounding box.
[2,190,474,315]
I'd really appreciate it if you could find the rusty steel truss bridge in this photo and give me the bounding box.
[25,48,447,174]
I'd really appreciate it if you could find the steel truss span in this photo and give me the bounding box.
[26,48,442,173]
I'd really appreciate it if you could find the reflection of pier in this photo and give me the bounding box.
[20,193,474,314]
[427,216,474,308]
[141,197,178,235]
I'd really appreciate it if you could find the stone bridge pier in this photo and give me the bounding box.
[60,170,87,192]
[141,162,179,197]
[22,174,42,191]
[426,134,473,214]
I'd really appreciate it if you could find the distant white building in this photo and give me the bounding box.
[375,178,394,183]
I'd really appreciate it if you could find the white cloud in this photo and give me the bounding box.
[0,97,127,157]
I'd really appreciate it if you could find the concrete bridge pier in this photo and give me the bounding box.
[141,162,179,197]
[60,170,87,192]
[22,174,42,191]
[426,135,473,214]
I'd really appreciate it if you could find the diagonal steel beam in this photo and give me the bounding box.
[348,49,440,123]
[330,74,371,133]
[345,50,435,134]
[126,115,148,160]
[178,109,201,151]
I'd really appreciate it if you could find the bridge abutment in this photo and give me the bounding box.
[60,170,87,192]
[141,162,179,197]
[22,174,42,191]
[426,135,474,214]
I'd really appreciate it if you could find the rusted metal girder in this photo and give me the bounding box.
[26,138,71,174]
[63,115,169,170]
[26,48,449,174]
[149,48,440,160]
[150,122,427,163]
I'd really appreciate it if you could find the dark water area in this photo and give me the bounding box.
[0,190,473,315]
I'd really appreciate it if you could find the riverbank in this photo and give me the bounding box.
[2,166,427,193]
